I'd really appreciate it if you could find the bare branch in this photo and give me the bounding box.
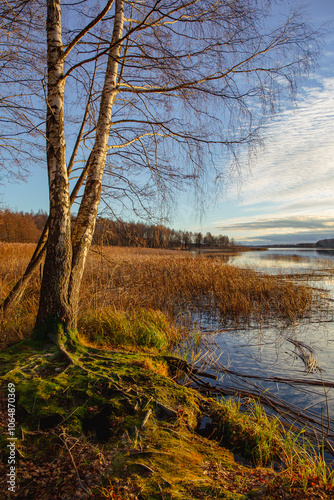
[61,0,115,60]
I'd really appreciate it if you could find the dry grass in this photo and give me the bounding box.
[81,245,315,323]
[0,242,37,278]
[0,243,319,347]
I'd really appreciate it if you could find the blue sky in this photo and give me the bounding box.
[176,0,334,245]
[2,0,334,246]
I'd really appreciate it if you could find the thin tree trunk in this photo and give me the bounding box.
[68,0,125,316]
[1,225,48,315]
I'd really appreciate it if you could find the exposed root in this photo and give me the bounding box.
[5,352,57,376]
[57,340,76,366]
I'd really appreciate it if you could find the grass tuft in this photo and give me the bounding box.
[78,308,180,352]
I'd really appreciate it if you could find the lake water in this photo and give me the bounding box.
[195,248,334,459]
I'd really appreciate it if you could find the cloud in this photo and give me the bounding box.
[240,232,333,245]
[224,77,334,215]
[218,215,334,231]
[215,214,334,244]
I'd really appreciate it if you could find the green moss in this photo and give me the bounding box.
[1,340,330,499]
[107,422,247,499]
[31,314,78,351]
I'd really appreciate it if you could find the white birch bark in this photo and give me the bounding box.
[35,0,72,331]
[68,0,125,315]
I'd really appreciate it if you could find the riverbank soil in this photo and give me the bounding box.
[1,341,334,499]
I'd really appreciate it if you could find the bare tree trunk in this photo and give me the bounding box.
[34,0,73,340]
[33,0,125,343]
[68,0,125,316]
[1,62,96,318]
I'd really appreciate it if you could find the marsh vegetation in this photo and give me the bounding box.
[0,243,320,347]
[2,243,334,498]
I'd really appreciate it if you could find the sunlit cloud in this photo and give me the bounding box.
[214,213,334,244]
[215,76,334,244]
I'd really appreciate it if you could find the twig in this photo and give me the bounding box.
[132,463,155,475]
[141,409,152,429]
[59,431,90,494]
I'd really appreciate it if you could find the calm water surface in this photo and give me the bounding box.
[196,248,334,457]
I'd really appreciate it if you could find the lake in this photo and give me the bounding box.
[195,248,334,460]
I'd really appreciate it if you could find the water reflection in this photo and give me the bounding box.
[316,249,334,257]
[195,248,334,460]
[230,247,334,270]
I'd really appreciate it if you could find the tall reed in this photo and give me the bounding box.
[0,244,320,347]
[80,246,316,324]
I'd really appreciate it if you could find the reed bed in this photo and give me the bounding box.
[80,245,316,324]
[0,243,321,347]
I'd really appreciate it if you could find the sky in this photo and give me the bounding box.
[177,0,334,245]
[1,0,334,246]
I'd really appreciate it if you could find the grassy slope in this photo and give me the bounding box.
[1,339,333,500]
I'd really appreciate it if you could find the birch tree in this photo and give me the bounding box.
[0,0,319,347]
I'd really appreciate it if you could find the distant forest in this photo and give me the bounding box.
[0,209,48,243]
[0,210,231,249]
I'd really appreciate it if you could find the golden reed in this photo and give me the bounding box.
[0,243,317,347]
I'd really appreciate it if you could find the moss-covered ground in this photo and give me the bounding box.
[1,340,334,499]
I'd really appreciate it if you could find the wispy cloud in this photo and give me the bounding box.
[219,215,334,232]
[231,78,334,209]
[215,76,334,243]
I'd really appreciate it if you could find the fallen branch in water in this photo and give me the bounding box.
[202,365,334,389]
[164,354,334,457]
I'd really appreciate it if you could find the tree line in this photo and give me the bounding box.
[0,209,231,249]
[0,210,48,243]
[93,218,231,249]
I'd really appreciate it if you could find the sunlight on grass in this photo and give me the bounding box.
[79,308,180,351]
[0,243,323,347]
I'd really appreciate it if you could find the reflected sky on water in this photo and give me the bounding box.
[195,249,334,459]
